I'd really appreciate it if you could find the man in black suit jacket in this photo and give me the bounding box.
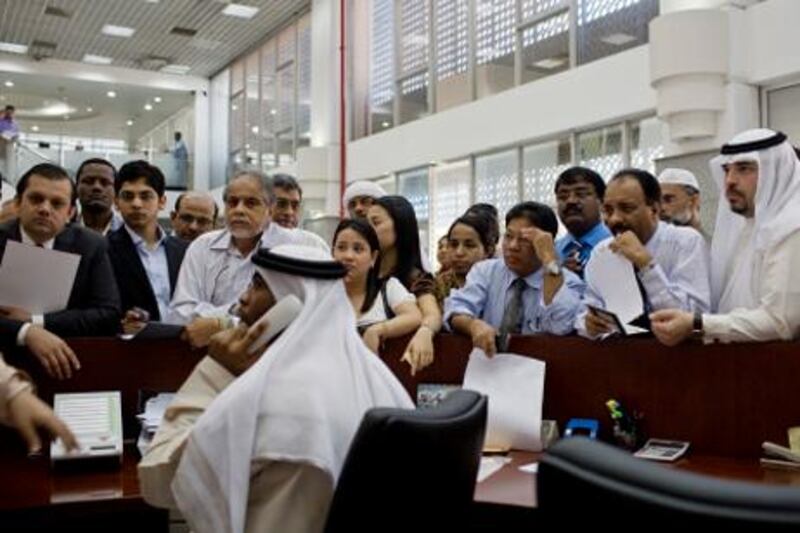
[0,163,121,379]
[108,160,188,330]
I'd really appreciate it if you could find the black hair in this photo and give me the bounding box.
[554,166,606,199]
[4,105,14,112]
[116,160,166,196]
[175,192,219,221]
[447,212,497,257]
[505,201,559,238]
[610,168,661,206]
[464,203,500,246]
[272,173,303,199]
[374,195,427,288]
[76,158,117,182]
[333,219,383,313]
[16,163,76,206]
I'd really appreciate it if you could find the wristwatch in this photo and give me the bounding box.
[544,259,562,277]
[691,311,704,339]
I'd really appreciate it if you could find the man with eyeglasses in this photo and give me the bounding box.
[553,167,612,278]
[107,161,188,333]
[168,170,329,348]
[170,192,218,241]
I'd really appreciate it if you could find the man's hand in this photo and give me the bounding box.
[520,227,557,265]
[182,317,224,349]
[585,308,615,338]
[362,323,384,354]
[609,231,652,269]
[8,389,78,455]
[0,305,32,323]
[401,326,434,376]
[25,325,80,380]
[650,309,693,346]
[121,309,148,335]
[208,321,270,376]
[469,319,497,357]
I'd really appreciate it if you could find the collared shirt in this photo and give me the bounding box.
[555,222,612,271]
[443,258,585,336]
[79,210,124,236]
[577,222,710,338]
[167,223,330,324]
[125,225,171,321]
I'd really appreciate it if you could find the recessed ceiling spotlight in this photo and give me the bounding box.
[144,103,153,111]
[153,96,162,103]
[31,125,39,132]
[107,90,117,98]
[222,3,259,19]
[102,24,135,38]
[3,80,13,88]
[126,119,134,126]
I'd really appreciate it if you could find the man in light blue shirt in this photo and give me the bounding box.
[579,168,710,339]
[554,166,612,277]
[107,161,188,331]
[444,201,585,355]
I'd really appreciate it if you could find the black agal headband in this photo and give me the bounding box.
[252,248,347,280]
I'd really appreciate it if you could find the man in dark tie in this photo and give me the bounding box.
[444,201,585,355]
[0,163,121,379]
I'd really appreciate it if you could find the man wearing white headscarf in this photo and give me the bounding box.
[657,168,705,236]
[138,245,413,533]
[651,129,800,344]
[342,180,387,219]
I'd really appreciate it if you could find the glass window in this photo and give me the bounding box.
[276,66,295,163]
[521,10,570,84]
[431,159,472,267]
[523,136,571,206]
[475,0,517,99]
[577,124,623,180]
[577,0,658,66]
[375,175,397,195]
[398,166,431,262]
[297,13,312,150]
[371,0,396,133]
[260,40,277,172]
[475,149,519,221]
[399,0,430,124]
[435,0,470,111]
[629,116,664,174]
[245,51,260,169]
[231,59,245,95]
[230,92,245,154]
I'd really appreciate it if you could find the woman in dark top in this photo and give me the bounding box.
[367,196,441,374]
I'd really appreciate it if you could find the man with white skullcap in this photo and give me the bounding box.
[139,245,412,533]
[342,180,387,219]
[651,129,800,344]
[657,168,704,236]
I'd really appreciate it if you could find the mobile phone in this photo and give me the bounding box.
[247,295,303,354]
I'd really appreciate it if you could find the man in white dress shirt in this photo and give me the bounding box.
[580,168,710,339]
[168,170,329,348]
[652,129,800,344]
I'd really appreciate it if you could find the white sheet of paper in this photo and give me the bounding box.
[518,462,539,474]
[463,349,545,452]
[476,456,512,483]
[585,246,644,324]
[0,240,80,313]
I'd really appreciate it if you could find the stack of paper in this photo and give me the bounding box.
[136,393,175,456]
[761,441,800,471]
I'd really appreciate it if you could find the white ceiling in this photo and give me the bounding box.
[0,0,309,77]
[0,69,192,139]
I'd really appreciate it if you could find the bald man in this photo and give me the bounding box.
[170,192,218,241]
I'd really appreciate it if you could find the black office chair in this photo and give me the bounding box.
[538,437,800,529]
[324,389,487,533]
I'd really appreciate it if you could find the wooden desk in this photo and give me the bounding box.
[1,334,799,530]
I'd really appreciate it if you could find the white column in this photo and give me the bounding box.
[192,83,211,191]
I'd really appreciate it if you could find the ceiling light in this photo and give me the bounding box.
[0,42,28,54]
[126,119,134,126]
[270,109,277,115]
[251,126,259,134]
[532,58,565,70]
[382,121,390,128]
[153,96,162,103]
[83,54,113,65]
[231,105,238,111]
[31,125,39,132]
[4,80,13,87]
[107,90,117,98]
[86,106,93,112]
[221,3,259,19]
[102,24,135,38]
[600,33,636,46]
[144,103,153,111]
[160,64,191,75]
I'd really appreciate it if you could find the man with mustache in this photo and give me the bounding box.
[651,129,800,345]
[167,171,329,348]
[657,168,705,237]
[554,167,612,277]
[579,168,710,338]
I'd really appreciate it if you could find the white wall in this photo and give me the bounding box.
[347,46,657,181]
[747,0,800,86]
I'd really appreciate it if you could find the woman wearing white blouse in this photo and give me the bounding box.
[332,219,422,356]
